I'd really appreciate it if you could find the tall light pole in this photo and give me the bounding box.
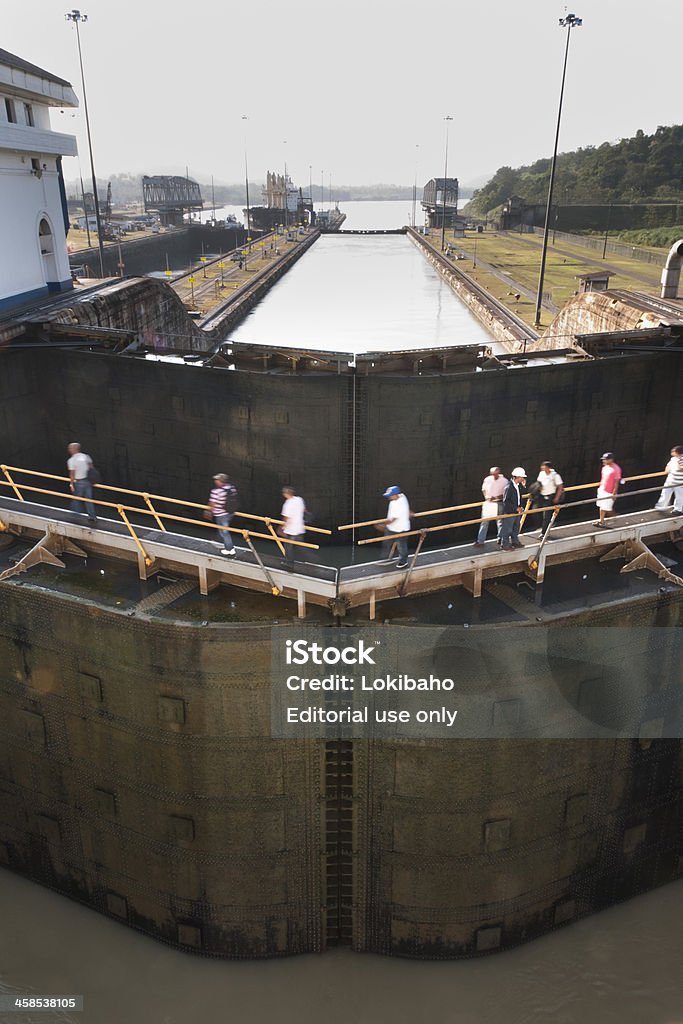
[242,115,251,246]
[534,12,583,327]
[412,143,420,228]
[65,9,105,277]
[441,115,453,252]
[282,139,288,230]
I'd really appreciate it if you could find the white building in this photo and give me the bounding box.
[0,48,78,310]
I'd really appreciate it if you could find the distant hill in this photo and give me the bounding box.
[467,125,683,217]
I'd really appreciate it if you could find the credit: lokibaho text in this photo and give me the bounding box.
[285,674,455,691]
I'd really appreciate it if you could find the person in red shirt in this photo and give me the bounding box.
[595,452,622,527]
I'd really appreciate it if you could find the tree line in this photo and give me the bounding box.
[467,124,683,217]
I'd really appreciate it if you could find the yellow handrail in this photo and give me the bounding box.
[0,479,319,550]
[0,462,669,550]
[117,505,154,567]
[0,464,331,535]
[339,471,667,535]
[357,507,546,545]
[0,465,24,501]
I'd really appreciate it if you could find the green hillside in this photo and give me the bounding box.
[468,124,683,217]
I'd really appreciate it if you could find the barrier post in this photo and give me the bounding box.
[1,465,24,501]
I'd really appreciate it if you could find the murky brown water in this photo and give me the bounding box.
[1,868,682,1024]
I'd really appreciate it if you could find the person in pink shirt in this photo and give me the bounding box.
[595,451,622,527]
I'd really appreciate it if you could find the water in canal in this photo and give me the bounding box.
[227,233,491,352]
[2,866,682,1024]
[207,199,488,352]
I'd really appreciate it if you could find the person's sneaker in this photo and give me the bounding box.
[501,545,514,551]
[512,541,524,548]
[473,541,485,548]
[87,517,97,526]
[221,548,236,557]
[395,561,409,569]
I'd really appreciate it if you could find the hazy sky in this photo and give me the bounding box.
[6,0,682,190]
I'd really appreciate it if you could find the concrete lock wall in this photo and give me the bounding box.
[0,583,681,958]
[16,349,347,523]
[354,596,683,957]
[2,347,682,529]
[69,225,247,279]
[0,586,325,957]
[0,351,46,468]
[358,354,683,521]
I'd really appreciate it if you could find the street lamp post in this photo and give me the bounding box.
[441,116,453,252]
[412,144,420,229]
[241,115,251,247]
[534,12,583,327]
[65,9,105,277]
[602,202,613,259]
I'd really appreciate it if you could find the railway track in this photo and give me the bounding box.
[609,289,683,322]
[409,229,538,343]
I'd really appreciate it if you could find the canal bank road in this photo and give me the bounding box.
[170,227,301,311]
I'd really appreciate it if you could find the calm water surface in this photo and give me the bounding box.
[227,233,490,352]
[1,868,682,1023]
[206,200,487,355]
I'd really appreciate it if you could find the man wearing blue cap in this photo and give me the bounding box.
[380,485,411,569]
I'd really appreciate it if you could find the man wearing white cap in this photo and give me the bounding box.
[500,468,527,551]
[474,466,508,547]
[380,485,411,569]
[595,452,622,527]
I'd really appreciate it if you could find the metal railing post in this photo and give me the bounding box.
[143,493,166,532]
[117,505,154,567]
[1,465,24,501]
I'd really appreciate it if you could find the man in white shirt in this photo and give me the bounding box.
[67,442,97,524]
[535,461,564,534]
[280,486,306,570]
[474,466,507,547]
[654,444,683,514]
[380,485,411,569]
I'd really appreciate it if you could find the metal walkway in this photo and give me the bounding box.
[0,495,336,617]
[1,494,681,618]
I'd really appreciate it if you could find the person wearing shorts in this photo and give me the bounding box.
[595,452,622,527]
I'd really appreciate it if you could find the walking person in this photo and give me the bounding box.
[279,486,306,571]
[535,461,564,534]
[380,485,411,569]
[206,473,238,556]
[499,468,527,550]
[654,444,683,515]
[474,466,507,547]
[66,442,97,525]
[595,452,622,528]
